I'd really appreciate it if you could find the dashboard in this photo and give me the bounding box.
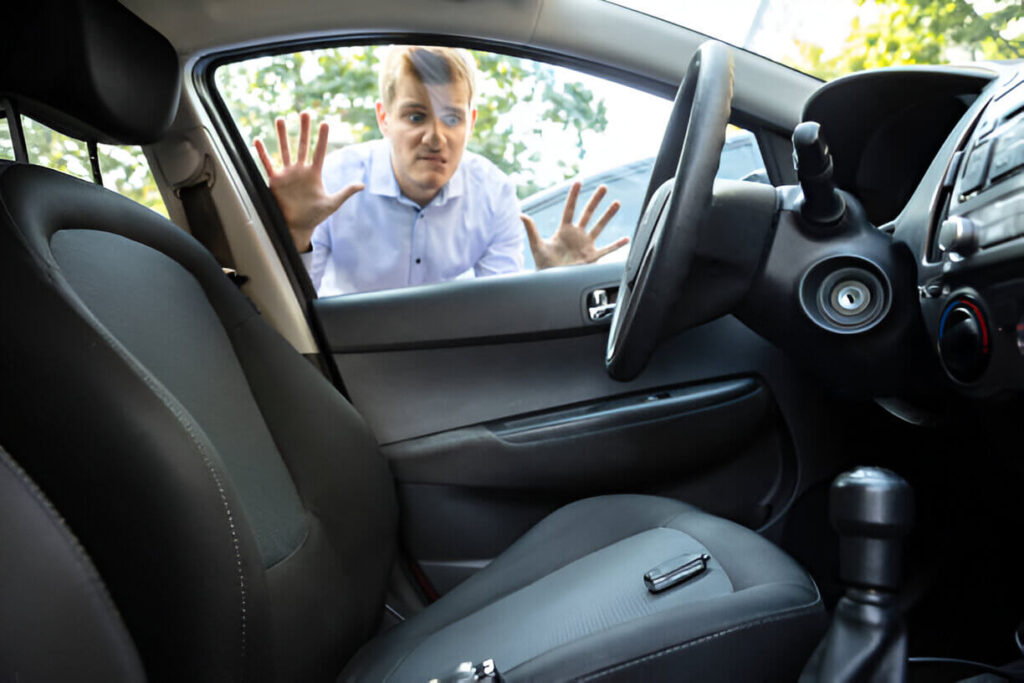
[915,67,1024,396]
[796,64,1024,399]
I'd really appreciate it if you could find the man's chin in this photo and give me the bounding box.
[412,174,451,195]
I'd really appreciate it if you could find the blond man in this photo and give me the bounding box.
[256,46,626,296]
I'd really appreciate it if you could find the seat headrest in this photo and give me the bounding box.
[1,0,180,145]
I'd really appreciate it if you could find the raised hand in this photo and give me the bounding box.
[254,112,364,252]
[521,182,629,270]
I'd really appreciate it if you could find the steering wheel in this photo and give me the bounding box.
[606,41,734,380]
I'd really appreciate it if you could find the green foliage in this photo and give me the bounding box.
[1,45,609,213]
[792,0,1024,80]
[215,46,609,198]
[0,117,168,217]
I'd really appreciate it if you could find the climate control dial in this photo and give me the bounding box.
[938,297,991,383]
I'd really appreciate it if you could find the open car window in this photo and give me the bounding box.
[214,45,766,293]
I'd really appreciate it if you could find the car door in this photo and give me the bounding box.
[205,39,844,597]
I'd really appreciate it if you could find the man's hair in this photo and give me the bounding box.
[378,45,477,109]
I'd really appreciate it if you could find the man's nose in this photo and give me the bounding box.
[423,117,444,147]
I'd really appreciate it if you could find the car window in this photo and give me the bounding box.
[518,129,768,269]
[2,116,168,217]
[0,113,15,161]
[215,45,767,292]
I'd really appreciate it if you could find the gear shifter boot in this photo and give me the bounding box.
[801,591,907,683]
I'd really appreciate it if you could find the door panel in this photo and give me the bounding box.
[316,263,620,353]
[383,377,767,490]
[313,263,811,593]
[320,264,788,444]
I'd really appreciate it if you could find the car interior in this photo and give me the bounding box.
[2,0,1024,682]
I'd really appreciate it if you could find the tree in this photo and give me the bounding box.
[0,116,169,217]
[216,46,609,198]
[3,46,608,212]
[792,0,1024,80]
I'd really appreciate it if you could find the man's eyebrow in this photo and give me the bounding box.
[395,100,428,111]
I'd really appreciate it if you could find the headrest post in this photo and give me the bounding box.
[1,98,28,163]
[87,140,104,186]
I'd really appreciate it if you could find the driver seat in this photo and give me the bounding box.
[0,1,825,681]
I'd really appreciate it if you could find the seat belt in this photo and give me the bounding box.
[174,155,247,286]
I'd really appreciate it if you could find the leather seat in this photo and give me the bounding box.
[0,446,146,683]
[343,496,823,681]
[0,1,825,680]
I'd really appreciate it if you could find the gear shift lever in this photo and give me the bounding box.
[832,467,914,592]
[801,467,914,682]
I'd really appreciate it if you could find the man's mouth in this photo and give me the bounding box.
[417,154,446,164]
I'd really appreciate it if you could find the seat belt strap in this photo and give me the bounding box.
[178,181,236,270]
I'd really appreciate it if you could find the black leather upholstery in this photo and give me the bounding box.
[0,163,399,682]
[343,495,824,681]
[0,446,146,683]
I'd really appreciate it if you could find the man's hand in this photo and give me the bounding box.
[254,112,364,252]
[521,182,629,269]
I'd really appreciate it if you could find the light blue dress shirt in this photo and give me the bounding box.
[303,139,524,296]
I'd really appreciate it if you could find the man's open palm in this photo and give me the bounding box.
[522,182,629,269]
[254,112,364,252]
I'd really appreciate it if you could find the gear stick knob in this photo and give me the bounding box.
[831,467,913,592]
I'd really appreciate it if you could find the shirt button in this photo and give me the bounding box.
[415,258,422,264]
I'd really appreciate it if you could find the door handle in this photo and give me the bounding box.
[587,288,617,321]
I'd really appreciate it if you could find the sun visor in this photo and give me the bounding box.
[1,0,180,145]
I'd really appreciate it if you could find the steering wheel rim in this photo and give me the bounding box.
[605,41,734,381]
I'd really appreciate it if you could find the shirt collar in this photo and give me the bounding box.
[367,139,467,209]
[367,140,400,198]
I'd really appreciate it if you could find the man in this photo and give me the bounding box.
[255,45,628,296]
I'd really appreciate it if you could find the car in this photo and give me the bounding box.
[518,131,769,269]
[3,0,1024,682]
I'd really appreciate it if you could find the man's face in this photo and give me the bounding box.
[376,72,476,207]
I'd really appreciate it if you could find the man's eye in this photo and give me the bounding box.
[408,113,425,124]
[442,115,463,126]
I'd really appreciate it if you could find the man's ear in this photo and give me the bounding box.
[469,107,477,133]
[375,101,389,136]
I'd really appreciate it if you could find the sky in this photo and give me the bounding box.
[607,0,863,64]
[571,0,889,177]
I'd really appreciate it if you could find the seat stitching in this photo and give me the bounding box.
[50,261,249,661]
[573,602,823,682]
[3,178,249,658]
[434,498,689,619]
[385,514,698,679]
[0,448,143,675]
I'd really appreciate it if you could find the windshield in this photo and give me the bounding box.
[607,0,1024,79]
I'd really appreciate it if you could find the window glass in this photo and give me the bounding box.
[17,117,168,217]
[0,113,15,161]
[96,145,169,218]
[215,46,766,293]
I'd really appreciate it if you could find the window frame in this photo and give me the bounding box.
[193,33,782,302]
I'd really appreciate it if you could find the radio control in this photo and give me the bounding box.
[938,216,978,256]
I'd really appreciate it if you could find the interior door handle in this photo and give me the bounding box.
[587,288,617,321]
